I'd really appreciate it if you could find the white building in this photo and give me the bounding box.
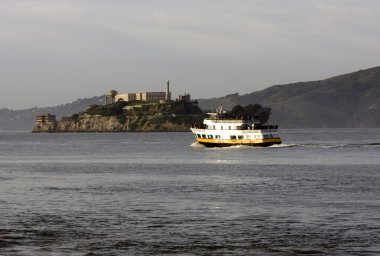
[115,93,136,102]
[107,81,171,104]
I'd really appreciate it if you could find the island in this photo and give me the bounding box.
[32,81,273,133]
[32,100,273,134]
[32,99,205,133]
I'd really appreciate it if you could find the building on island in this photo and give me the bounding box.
[176,92,198,104]
[115,93,136,102]
[106,80,171,104]
[33,113,58,132]
[177,93,191,103]
[35,113,57,124]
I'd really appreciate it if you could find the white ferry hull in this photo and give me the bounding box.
[191,128,282,147]
[196,138,282,147]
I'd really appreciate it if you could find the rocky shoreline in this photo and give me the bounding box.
[32,114,198,133]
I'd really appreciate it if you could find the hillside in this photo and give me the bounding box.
[0,96,104,131]
[198,66,380,128]
[2,66,380,130]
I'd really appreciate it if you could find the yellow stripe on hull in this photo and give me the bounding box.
[196,138,282,146]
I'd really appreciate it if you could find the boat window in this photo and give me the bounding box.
[207,135,213,139]
[238,135,243,140]
[230,135,236,140]
[202,134,207,138]
[215,135,221,139]
[229,126,231,130]
[197,134,201,138]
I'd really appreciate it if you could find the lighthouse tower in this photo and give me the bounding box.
[166,80,171,101]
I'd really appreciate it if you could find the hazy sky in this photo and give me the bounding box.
[1,0,379,109]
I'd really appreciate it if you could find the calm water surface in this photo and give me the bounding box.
[0,129,379,255]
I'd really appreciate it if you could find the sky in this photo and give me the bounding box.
[1,0,380,109]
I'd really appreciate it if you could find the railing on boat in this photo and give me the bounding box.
[191,124,279,130]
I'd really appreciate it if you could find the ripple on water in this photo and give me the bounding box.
[1,131,380,255]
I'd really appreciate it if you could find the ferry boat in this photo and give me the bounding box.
[190,107,282,147]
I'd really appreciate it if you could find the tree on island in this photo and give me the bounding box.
[229,104,271,124]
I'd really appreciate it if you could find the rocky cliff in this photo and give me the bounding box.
[32,122,58,133]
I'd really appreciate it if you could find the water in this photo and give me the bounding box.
[0,129,379,255]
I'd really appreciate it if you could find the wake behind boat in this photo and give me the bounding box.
[190,107,282,147]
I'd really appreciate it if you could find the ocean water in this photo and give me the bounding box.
[0,129,379,256]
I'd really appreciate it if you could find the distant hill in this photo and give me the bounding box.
[0,96,104,131]
[198,66,380,128]
[2,66,380,131]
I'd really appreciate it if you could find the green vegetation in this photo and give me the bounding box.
[171,101,203,115]
[229,104,271,124]
[59,98,274,131]
[116,114,127,124]
[64,100,206,131]
[123,101,201,117]
[85,101,129,116]
[127,101,205,130]
[61,113,81,122]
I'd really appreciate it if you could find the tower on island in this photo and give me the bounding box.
[166,80,171,101]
